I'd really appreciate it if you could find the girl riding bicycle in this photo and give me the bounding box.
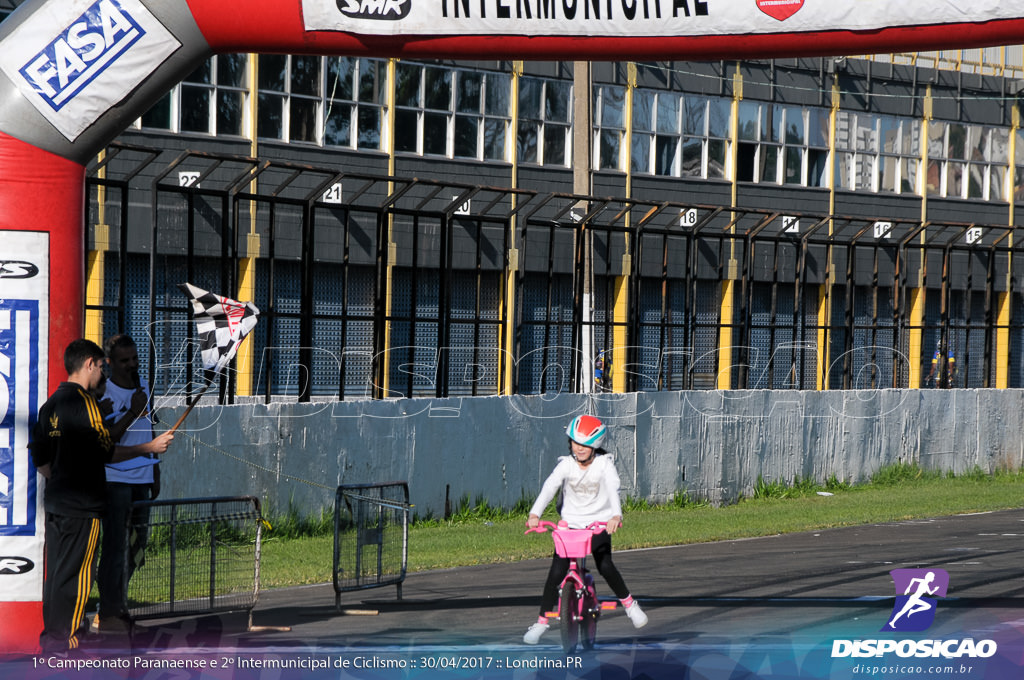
[523,414,648,644]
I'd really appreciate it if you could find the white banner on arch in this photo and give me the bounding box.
[0,231,49,601]
[303,0,1019,37]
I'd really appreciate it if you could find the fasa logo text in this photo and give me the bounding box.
[337,0,411,20]
[18,0,146,112]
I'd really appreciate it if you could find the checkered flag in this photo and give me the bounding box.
[178,283,260,375]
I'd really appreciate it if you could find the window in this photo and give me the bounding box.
[255,55,386,148]
[927,122,1008,200]
[736,104,830,187]
[629,92,727,180]
[395,63,451,155]
[704,98,730,180]
[877,116,919,193]
[393,63,511,160]
[323,57,388,150]
[289,55,321,143]
[805,109,830,188]
[631,90,682,176]
[736,101,779,183]
[835,112,919,194]
[141,54,249,136]
[1014,129,1024,203]
[594,85,625,171]
[455,70,511,161]
[256,54,324,143]
[518,77,572,166]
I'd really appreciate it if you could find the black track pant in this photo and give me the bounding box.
[40,513,100,652]
[538,532,630,616]
[98,482,152,619]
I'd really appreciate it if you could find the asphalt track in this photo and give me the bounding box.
[7,509,1024,679]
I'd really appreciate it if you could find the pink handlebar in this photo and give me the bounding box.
[524,520,608,535]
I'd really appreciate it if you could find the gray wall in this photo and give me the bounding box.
[157,389,1024,518]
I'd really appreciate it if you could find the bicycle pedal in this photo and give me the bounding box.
[545,611,559,618]
[600,601,618,610]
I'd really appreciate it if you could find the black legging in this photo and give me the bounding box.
[538,532,630,616]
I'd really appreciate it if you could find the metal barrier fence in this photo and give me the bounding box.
[126,496,263,625]
[333,482,410,607]
[88,144,1024,395]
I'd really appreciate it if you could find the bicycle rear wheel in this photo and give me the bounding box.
[559,587,579,653]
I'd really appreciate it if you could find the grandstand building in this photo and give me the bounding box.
[5,0,1023,398]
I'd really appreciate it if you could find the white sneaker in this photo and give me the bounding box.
[523,622,550,644]
[625,602,648,629]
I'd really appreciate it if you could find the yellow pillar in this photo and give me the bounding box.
[611,273,630,393]
[608,63,637,393]
[717,65,742,390]
[996,104,1018,388]
[84,236,106,344]
[817,79,841,390]
[86,152,108,345]
[908,288,925,388]
[909,86,932,389]
[235,236,259,395]
[995,291,1011,388]
[235,53,260,396]
[500,63,523,395]
[815,284,829,390]
[380,57,398,397]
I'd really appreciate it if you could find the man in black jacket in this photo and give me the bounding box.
[29,339,172,652]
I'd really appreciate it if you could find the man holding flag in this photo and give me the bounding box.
[87,284,258,637]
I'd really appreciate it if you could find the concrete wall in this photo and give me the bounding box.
[157,389,1024,518]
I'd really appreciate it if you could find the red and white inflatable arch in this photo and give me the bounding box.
[1,0,1023,654]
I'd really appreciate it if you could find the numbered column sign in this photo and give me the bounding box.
[178,171,200,188]
[680,209,699,227]
[966,227,983,244]
[874,221,893,239]
[322,183,343,204]
[453,196,471,215]
[783,216,800,233]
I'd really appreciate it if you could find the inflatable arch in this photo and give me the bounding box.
[2,0,1023,653]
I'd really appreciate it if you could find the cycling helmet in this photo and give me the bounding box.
[566,414,607,450]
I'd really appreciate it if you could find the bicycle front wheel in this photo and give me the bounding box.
[580,602,598,650]
[559,587,579,653]
[581,576,598,650]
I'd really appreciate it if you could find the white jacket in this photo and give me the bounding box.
[529,455,623,529]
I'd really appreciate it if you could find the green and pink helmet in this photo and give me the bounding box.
[566,414,607,450]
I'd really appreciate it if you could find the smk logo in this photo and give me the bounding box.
[337,0,411,21]
[0,261,39,279]
[756,0,803,22]
[883,568,949,632]
[0,557,35,575]
[18,0,146,112]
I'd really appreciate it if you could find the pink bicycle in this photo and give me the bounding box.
[525,520,616,652]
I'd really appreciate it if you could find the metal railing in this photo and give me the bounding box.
[126,496,263,625]
[333,482,411,607]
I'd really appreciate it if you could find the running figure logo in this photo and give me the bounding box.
[883,568,949,632]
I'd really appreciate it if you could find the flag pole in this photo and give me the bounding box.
[165,381,212,435]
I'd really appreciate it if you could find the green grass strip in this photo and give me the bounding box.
[256,466,1024,587]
